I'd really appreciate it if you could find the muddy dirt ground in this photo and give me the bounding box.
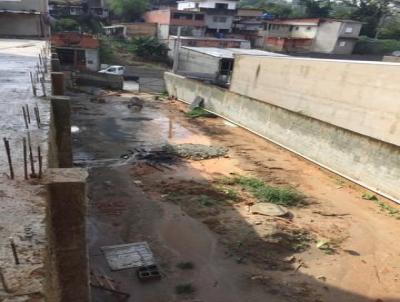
[70,90,400,302]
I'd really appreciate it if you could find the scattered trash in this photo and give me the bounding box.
[101,242,155,271]
[316,240,335,254]
[90,270,130,299]
[137,265,162,282]
[250,203,289,217]
[317,275,327,282]
[163,144,228,160]
[127,97,144,110]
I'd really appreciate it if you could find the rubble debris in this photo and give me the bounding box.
[137,265,162,282]
[127,97,144,110]
[101,242,155,271]
[90,270,130,299]
[250,203,289,217]
[163,144,228,160]
[189,96,204,109]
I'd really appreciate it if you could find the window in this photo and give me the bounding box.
[295,26,299,30]
[194,14,204,20]
[345,27,353,33]
[306,26,312,30]
[213,16,227,23]
[215,3,228,9]
[108,67,116,72]
[339,41,346,47]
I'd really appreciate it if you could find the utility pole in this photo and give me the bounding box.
[172,26,182,74]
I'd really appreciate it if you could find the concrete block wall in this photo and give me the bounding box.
[230,56,400,148]
[165,72,400,202]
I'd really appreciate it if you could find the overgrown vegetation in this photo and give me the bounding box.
[186,107,214,118]
[362,192,400,218]
[128,37,169,59]
[230,176,305,207]
[354,36,400,54]
[54,18,80,32]
[106,0,149,21]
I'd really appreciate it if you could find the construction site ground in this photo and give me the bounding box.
[70,89,400,302]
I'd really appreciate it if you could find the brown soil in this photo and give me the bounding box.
[71,93,400,302]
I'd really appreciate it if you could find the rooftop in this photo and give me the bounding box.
[181,46,287,58]
[51,32,100,49]
[170,35,248,42]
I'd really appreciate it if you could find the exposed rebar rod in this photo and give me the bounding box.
[23,138,28,180]
[3,138,14,180]
[22,106,28,129]
[38,146,42,179]
[27,132,36,178]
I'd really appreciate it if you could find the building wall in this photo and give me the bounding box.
[85,49,99,71]
[0,0,48,12]
[205,14,234,30]
[291,25,318,39]
[337,21,362,39]
[312,21,341,53]
[165,71,400,202]
[158,24,170,40]
[144,9,171,25]
[178,0,237,10]
[178,48,220,78]
[230,55,400,148]
[123,23,157,38]
[332,38,357,55]
[0,14,44,37]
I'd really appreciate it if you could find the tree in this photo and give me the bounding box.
[107,0,149,21]
[300,0,332,18]
[378,15,400,39]
[54,18,80,32]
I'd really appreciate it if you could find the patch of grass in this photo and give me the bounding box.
[175,283,195,295]
[196,195,217,207]
[232,176,305,207]
[176,262,195,270]
[186,107,214,118]
[217,186,239,201]
[362,193,400,218]
[362,193,378,201]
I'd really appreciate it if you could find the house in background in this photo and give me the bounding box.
[103,23,157,40]
[232,8,263,46]
[177,0,239,34]
[176,46,286,85]
[0,0,49,38]
[144,8,206,41]
[51,32,100,71]
[168,35,251,58]
[257,18,363,54]
[49,0,108,19]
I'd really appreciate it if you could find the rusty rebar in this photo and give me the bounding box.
[3,138,14,180]
[22,106,28,129]
[25,104,30,124]
[27,133,36,178]
[34,106,41,129]
[38,146,42,179]
[40,77,46,97]
[23,138,28,180]
[30,72,37,97]
[9,238,19,265]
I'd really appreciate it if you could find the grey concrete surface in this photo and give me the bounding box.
[165,72,400,203]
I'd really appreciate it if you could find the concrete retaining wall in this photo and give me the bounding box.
[230,56,400,148]
[165,72,400,202]
[75,71,123,90]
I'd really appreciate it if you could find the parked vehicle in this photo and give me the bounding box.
[99,65,125,75]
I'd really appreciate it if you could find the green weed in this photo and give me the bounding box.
[186,107,215,118]
[232,176,305,207]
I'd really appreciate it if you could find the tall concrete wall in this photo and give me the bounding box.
[0,14,45,37]
[230,56,400,148]
[165,72,400,202]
